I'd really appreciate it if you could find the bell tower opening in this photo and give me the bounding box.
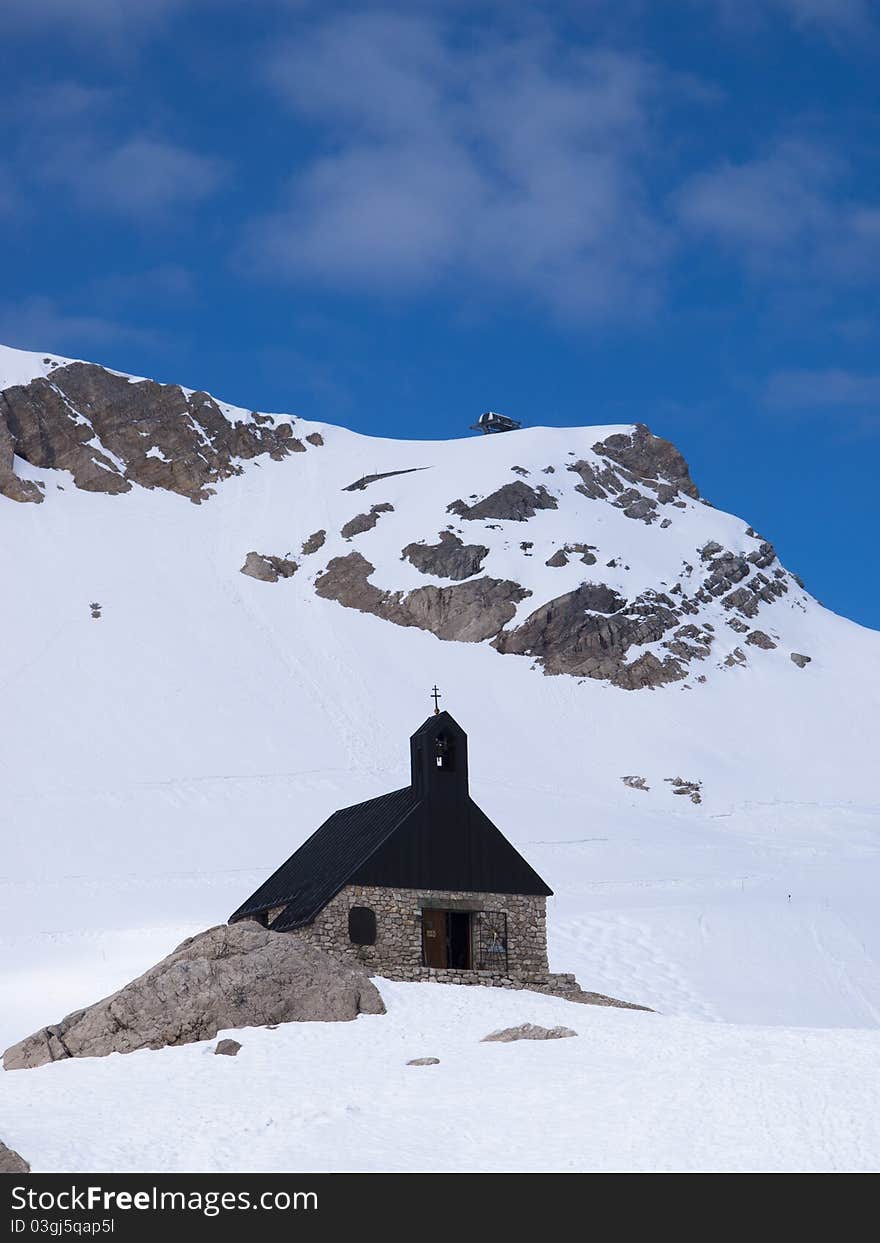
[434,733,455,771]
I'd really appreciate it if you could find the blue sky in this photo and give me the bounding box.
[1,0,878,628]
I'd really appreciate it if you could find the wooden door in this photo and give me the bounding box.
[422,909,448,968]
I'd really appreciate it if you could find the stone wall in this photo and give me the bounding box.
[287,884,550,986]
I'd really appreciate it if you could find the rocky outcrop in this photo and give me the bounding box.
[482,1023,577,1042]
[545,543,597,568]
[0,363,307,503]
[315,523,793,689]
[314,551,529,643]
[791,652,812,668]
[240,552,298,582]
[613,488,659,523]
[622,775,649,792]
[447,481,558,522]
[301,529,326,556]
[316,516,795,689]
[0,414,44,503]
[665,776,703,804]
[407,1056,440,1066]
[746,629,777,650]
[3,922,385,1070]
[341,503,394,539]
[593,424,701,501]
[493,582,687,689]
[0,1141,30,1173]
[215,1038,241,1056]
[566,424,700,524]
[402,531,489,580]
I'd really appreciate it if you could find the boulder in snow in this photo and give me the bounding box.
[481,1023,577,1043]
[214,1038,242,1057]
[3,922,385,1071]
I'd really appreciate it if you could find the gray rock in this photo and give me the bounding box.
[447,481,558,522]
[402,531,489,581]
[544,543,596,568]
[315,551,529,643]
[301,529,326,556]
[614,489,659,523]
[0,1140,30,1173]
[700,541,724,561]
[240,552,298,583]
[747,540,777,569]
[3,923,385,1070]
[493,582,686,689]
[665,776,702,804]
[622,775,649,792]
[0,414,44,503]
[592,424,701,500]
[406,1057,440,1066]
[545,548,569,567]
[746,629,777,650]
[481,1023,577,1043]
[341,503,394,539]
[215,1038,242,1056]
[305,432,324,447]
[0,362,303,504]
[791,652,812,668]
[567,458,627,500]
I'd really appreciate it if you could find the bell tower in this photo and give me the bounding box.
[409,697,469,806]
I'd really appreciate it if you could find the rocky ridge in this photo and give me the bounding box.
[308,425,806,689]
[0,360,319,504]
[0,349,813,692]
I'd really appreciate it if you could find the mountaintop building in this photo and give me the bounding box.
[229,698,586,996]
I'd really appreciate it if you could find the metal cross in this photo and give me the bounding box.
[431,685,441,715]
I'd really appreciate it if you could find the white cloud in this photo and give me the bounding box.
[770,0,872,33]
[676,137,880,283]
[87,265,196,306]
[677,140,838,247]
[246,14,669,319]
[0,296,160,353]
[40,136,228,219]
[0,0,192,36]
[765,369,880,410]
[707,0,873,37]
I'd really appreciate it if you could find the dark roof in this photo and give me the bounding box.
[229,710,552,930]
[229,785,418,930]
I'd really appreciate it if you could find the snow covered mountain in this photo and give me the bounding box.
[2,342,880,1171]
[0,341,823,690]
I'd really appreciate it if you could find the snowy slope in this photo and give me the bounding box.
[1,343,879,1172]
[0,343,77,389]
[5,983,880,1174]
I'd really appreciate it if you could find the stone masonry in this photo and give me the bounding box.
[282,883,586,998]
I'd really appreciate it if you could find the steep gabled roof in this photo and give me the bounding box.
[229,785,418,931]
[229,710,553,931]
